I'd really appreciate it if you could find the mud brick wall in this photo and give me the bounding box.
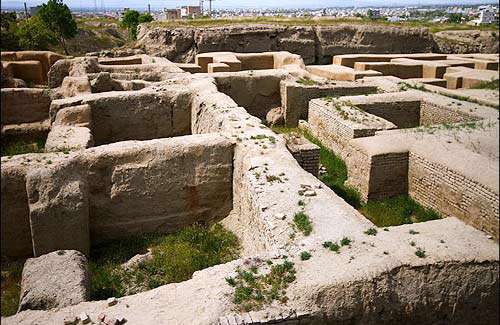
[419,100,480,125]
[308,100,377,152]
[358,101,421,129]
[286,138,320,176]
[281,81,378,127]
[366,152,409,201]
[408,152,499,239]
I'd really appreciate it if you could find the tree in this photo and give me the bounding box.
[448,13,463,24]
[121,10,154,40]
[37,0,78,55]
[138,13,154,24]
[1,12,20,50]
[16,16,57,50]
[121,9,140,40]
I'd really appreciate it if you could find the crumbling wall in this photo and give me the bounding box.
[82,135,234,242]
[214,70,285,119]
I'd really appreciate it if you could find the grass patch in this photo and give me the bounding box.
[293,212,313,236]
[360,195,441,227]
[1,138,46,157]
[471,79,499,90]
[1,261,24,317]
[226,258,296,311]
[89,223,239,300]
[296,77,318,86]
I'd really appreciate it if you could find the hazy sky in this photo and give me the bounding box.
[2,0,497,10]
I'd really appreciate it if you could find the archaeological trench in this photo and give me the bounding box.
[1,35,499,325]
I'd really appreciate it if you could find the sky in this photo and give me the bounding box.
[1,0,497,10]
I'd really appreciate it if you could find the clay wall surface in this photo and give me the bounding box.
[0,135,234,257]
[82,135,234,242]
[409,151,499,239]
[280,80,379,127]
[49,89,192,146]
[213,70,286,119]
[1,88,51,125]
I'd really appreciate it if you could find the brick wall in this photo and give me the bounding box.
[420,100,480,125]
[409,152,499,239]
[285,135,320,176]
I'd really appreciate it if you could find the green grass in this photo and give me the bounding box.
[1,261,24,317]
[293,212,313,236]
[272,127,361,208]
[360,195,441,227]
[226,258,296,311]
[471,79,499,90]
[296,77,318,86]
[1,138,46,157]
[271,127,441,228]
[89,223,240,300]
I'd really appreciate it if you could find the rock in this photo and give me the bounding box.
[18,250,89,312]
[304,190,316,197]
[63,316,78,325]
[26,158,90,256]
[121,250,153,270]
[266,107,284,126]
[90,72,120,93]
[107,297,118,306]
[79,312,90,324]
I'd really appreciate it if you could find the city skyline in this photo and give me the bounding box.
[1,0,498,10]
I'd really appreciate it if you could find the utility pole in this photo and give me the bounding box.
[24,1,29,19]
[199,0,203,15]
[148,3,151,14]
[208,0,212,17]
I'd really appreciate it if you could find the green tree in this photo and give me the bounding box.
[37,0,78,55]
[448,13,463,24]
[16,16,57,50]
[1,12,20,50]
[121,9,140,40]
[138,13,154,24]
[121,10,154,40]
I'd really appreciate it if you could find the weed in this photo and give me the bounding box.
[410,241,416,247]
[340,237,352,246]
[364,228,378,236]
[57,250,66,255]
[470,78,499,90]
[415,248,426,258]
[296,77,318,86]
[266,175,282,183]
[229,259,296,311]
[293,212,313,236]
[300,251,312,261]
[1,138,46,157]
[409,229,419,235]
[298,200,305,207]
[225,277,237,286]
[1,261,24,316]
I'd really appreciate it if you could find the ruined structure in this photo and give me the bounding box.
[1,48,498,324]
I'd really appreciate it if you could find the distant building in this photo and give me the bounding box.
[159,6,201,20]
[368,9,381,19]
[479,9,496,24]
[180,6,201,19]
[160,8,179,20]
[29,5,42,16]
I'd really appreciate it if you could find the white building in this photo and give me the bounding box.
[478,9,496,24]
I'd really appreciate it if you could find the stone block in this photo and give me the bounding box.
[26,158,90,256]
[45,125,94,152]
[18,250,89,311]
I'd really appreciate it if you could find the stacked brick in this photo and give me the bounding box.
[284,134,320,177]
